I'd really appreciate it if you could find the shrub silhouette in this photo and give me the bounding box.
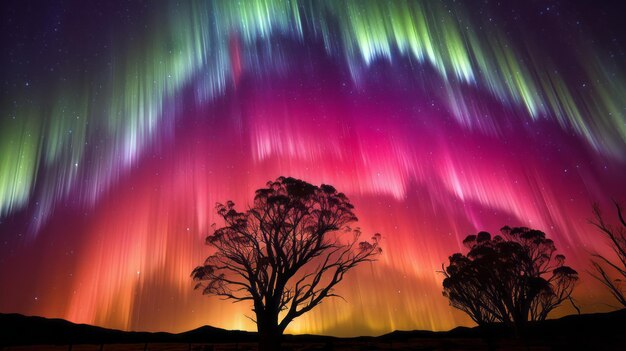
[441,226,578,332]
[590,201,626,308]
[192,176,381,351]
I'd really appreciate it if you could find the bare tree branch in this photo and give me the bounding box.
[589,201,626,308]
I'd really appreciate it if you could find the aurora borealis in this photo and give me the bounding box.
[1,0,625,337]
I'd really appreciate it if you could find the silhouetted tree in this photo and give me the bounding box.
[192,177,382,351]
[441,227,578,332]
[590,201,626,308]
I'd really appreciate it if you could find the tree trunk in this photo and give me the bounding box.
[258,329,282,351]
[257,311,284,351]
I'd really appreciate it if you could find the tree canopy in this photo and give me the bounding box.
[441,226,578,330]
[192,176,381,351]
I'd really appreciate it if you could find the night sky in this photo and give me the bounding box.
[1,0,625,337]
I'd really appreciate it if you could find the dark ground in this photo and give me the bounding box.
[1,309,624,350]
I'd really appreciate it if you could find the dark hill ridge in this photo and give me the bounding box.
[1,309,625,347]
[0,313,258,345]
[377,309,626,341]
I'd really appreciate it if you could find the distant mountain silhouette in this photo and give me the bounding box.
[0,313,257,346]
[1,309,625,349]
[377,309,626,341]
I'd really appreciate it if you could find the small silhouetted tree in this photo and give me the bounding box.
[590,201,626,308]
[441,227,578,332]
[192,177,382,351]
